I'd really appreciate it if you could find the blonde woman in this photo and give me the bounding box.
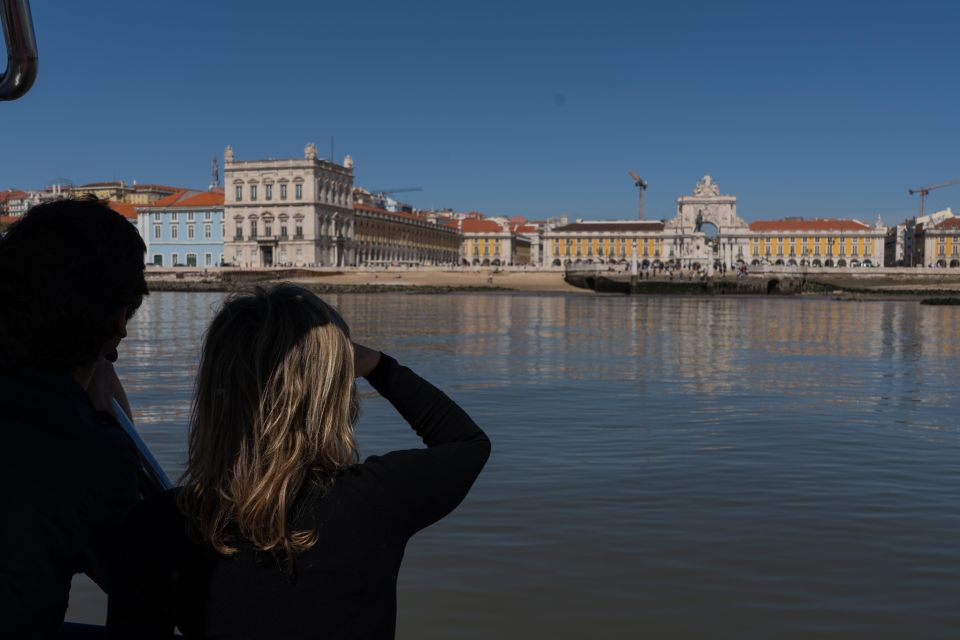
[107,285,490,638]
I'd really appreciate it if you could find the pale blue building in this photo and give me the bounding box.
[137,190,225,267]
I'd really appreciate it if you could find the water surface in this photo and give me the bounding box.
[70,293,960,638]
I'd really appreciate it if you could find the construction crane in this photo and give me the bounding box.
[628,171,648,220]
[908,177,960,218]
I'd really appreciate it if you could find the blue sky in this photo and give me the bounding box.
[2,0,959,222]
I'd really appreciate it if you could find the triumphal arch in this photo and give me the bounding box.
[662,175,751,272]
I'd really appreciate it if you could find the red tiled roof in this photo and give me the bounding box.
[510,223,539,234]
[461,218,505,233]
[0,190,27,203]
[107,201,139,220]
[150,190,188,207]
[934,217,960,230]
[177,191,224,207]
[147,190,223,208]
[0,215,19,226]
[749,219,870,232]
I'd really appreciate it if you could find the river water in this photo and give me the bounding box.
[68,292,959,638]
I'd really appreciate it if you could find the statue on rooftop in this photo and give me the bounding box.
[694,175,719,197]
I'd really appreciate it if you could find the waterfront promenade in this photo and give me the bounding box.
[143,264,960,296]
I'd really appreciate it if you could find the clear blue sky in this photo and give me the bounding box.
[3,0,959,222]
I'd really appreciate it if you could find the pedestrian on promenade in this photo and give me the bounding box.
[0,199,148,636]
[108,284,491,639]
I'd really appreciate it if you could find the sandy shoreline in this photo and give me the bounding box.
[292,270,584,292]
[144,268,960,299]
[145,269,591,294]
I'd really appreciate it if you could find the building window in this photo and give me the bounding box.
[153,254,163,266]
[170,224,178,239]
[265,222,273,237]
[295,183,302,199]
[295,222,303,238]
[187,212,195,222]
[205,253,212,266]
[171,212,178,222]
[280,183,287,200]
[235,185,243,201]
[280,223,288,238]
[187,224,195,240]
[265,184,273,200]
[186,253,197,267]
[250,221,258,239]
[296,247,303,260]
[153,212,161,222]
[153,225,161,240]
[172,253,179,266]
[250,185,258,201]
[204,223,212,239]
[204,210,211,221]
[234,226,242,240]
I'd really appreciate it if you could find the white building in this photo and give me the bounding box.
[224,144,355,267]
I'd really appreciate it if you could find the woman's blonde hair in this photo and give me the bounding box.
[178,284,359,563]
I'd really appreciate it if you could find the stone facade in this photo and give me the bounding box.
[354,204,460,265]
[223,144,355,267]
[545,176,887,271]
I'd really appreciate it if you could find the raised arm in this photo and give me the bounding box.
[358,348,490,537]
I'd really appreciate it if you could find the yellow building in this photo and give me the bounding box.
[922,217,960,268]
[460,218,532,266]
[747,219,883,267]
[543,221,667,267]
[69,181,180,204]
[354,204,460,265]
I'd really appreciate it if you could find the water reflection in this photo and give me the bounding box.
[65,292,960,638]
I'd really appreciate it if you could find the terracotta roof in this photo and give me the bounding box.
[147,190,223,208]
[749,219,870,232]
[177,191,224,207]
[510,223,539,234]
[934,217,960,230]
[107,201,139,220]
[461,218,505,233]
[0,215,19,226]
[509,214,527,224]
[552,221,665,232]
[150,190,188,207]
[0,190,27,203]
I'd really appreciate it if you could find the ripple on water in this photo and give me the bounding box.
[66,293,959,639]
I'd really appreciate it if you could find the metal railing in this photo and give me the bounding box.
[0,0,38,101]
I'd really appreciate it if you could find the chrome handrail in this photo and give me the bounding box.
[0,0,38,101]
[112,398,174,494]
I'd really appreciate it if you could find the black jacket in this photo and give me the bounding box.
[107,354,490,639]
[0,366,140,637]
